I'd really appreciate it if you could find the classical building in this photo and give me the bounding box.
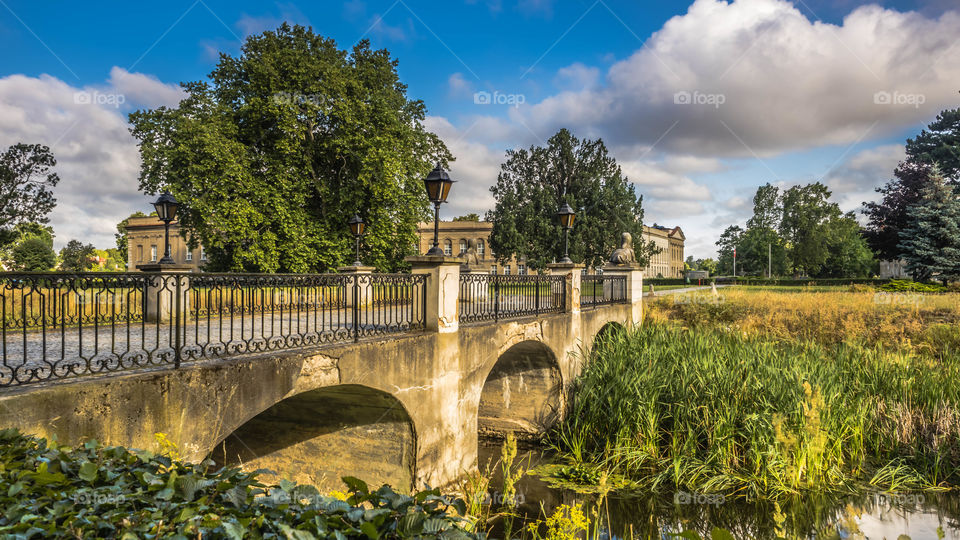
[125,217,205,271]
[640,225,685,278]
[417,221,686,277]
[416,221,531,274]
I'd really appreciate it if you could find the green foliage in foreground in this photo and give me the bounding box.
[878,279,946,293]
[551,324,960,500]
[0,429,475,539]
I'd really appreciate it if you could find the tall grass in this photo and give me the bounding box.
[550,323,960,499]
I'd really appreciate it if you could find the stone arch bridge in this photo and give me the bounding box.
[0,258,643,491]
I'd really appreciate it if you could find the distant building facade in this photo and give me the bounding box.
[417,221,686,277]
[125,217,205,271]
[641,225,685,278]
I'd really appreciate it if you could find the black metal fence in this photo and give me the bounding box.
[0,272,426,388]
[459,274,566,323]
[582,274,628,306]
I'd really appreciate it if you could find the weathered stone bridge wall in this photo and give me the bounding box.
[0,258,643,492]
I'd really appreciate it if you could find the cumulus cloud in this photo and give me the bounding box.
[448,72,474,98]
[423,116,504,219]
[516,0,960,158]
[0,70,185,250]
[825,143,905,213]
[554,63,600,90]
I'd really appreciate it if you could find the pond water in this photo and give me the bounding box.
[478,442,960,540]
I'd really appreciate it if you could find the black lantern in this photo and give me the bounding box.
[558,203,576,264]
[423,164,455,256]
[153,191,179,265]
[348,214,365,266]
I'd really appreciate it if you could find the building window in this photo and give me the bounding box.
[137,245,143,262]
[150,245,157,262]
[477,239,485,257]
[518,264,526,275]
[504,265,511,275]
[185,250,192,262]
[443,240,452,256]
[459,239,467,255]
[490,267,497,275]
[200,247,207,261]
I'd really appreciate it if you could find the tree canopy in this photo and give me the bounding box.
[897,169,960,283]
[115,211,147,265]
[58,240,97,272]
[10,236,56,271]
[129,24,450,272]
[487,129,657,270]
[0,143,59,246]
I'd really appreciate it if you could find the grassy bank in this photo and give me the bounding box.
[549,318,960,499]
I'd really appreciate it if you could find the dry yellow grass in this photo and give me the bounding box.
[647,287,960,357]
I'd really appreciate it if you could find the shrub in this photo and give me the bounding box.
[877,279,945,293]
[0,429,475,539]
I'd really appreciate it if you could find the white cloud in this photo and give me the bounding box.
[423,116,503,219]
[448,72,474,98]
[825,143,905,213]
[554,62,600,90]
[0,70,186,250]
[516,0,960,158]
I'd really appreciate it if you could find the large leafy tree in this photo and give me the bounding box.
[486,129,657,270]
[58,240,97,272]
[740,184,788,276]
[780,182,843,276]
[130,24,450,272]
[819,213,876,278]
[10,236,56,271]
[0,143,60,246]
[898,169,960,283]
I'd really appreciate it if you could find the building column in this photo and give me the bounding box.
[601,264,644,326]
[546,262,584,314]
[406,255,462,333]
[337,265,376,307]
[136,263,193,323]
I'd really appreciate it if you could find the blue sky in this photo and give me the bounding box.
[1,0,958,257]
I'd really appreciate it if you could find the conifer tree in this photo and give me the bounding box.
[897,168,960,283]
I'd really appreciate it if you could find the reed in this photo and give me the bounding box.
[550,322,960,499]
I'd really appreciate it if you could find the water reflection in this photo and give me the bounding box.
[478,442,960,540]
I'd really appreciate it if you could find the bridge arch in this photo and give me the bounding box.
[592,321,626,354]
[478,340,562,440]
[209,384,416,493]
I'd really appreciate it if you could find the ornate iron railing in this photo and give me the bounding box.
[0,272,427,388]
[582,274,627,306]
[459,274,565,323]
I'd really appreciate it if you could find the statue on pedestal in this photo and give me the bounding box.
[460,238,481,269]
[609,232,636,265]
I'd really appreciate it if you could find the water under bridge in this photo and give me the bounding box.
[0,256,644,491]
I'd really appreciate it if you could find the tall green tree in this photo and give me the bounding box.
[715,225,743,275]
[897,169,960,283]
[740,183,788,276]
[863,160,935,260]
[58,240,97,272]
[130,24,450,272]
[10,236,56,271]
[0,143,60,246]
[486,129,657,270]
[820,213,876,278]
[905,107,960,181]
[780,182,843,276]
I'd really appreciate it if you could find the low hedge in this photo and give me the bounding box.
[0,429,475,539]
[732,277,893,286]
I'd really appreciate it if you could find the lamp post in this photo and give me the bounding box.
[153,191,179,265]
[348,214,365,266]
[557,202,576,264]
[422,163,455,256]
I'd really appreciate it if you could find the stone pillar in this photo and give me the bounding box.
[406,255,462,333]
[337,266,375,307]
[602,264,644,325]
[136,263,193,323]
[546,262,584,314]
